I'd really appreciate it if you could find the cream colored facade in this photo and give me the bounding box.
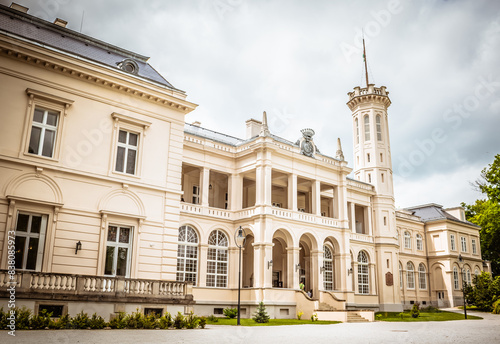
[0,4,487,321]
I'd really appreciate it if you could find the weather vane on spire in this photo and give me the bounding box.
[362,30,369,88]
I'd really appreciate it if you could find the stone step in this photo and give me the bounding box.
[346,313,370,322]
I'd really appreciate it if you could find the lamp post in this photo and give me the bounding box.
[235,226,246,325]
[458,254,467,319]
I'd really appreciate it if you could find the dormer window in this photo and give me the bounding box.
[118,59,139,74]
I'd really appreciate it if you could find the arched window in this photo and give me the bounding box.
[418,263,427,289]
[475,268,480,277]
[376,115,382,141]
[323,245,334,290]
[466,269,471,285]
[207,230,228,287]
[364,115,370,141]
[399,261,403,289]
[453,266,459,290]
[406,262,415,289]
[355,118,359,144]
[357,251,369,294]
[404,231,411,249]
[416,234,423,251]
[176,225,198,285]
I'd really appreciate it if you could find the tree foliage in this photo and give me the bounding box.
[463,154,500,276]
[252,302,270,323]
[466,272,500,311]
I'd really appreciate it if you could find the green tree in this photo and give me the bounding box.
[252,302,270,323]
[463,154,500,276]
[467,272,500,311]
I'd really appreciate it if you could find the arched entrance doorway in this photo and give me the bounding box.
[272,229,292,288]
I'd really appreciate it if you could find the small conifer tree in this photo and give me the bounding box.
[252,302,270,323]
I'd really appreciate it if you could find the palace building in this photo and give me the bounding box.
[0,3,489,321]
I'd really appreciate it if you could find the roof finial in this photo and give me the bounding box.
[335,138,344,161]
[362,30,369,88]
[260,111,270,136]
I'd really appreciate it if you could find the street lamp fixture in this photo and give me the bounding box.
[235,226,246,326]
[458,254,467,319]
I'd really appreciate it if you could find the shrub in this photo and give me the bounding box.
[493,299,500,314]
[252,302,269,323]
[50,314,71,329]
[198,316,207,329]
[410,303,420,318]
[310,313,318,322]
[15,307,32,330]
[0,308,8,330]
[207,314,218,322]
[89,313,107,329]
[108,312,127,329]
[468,272,500,311]
[185,312,199,329]
[70,311,91,329]
[30,309,52,330]
[296,310,303,320]
[158,312,172,329]
[125,310,145,329]
[420,306,440,313]
[223,307,238,319]
[173,311,185,329]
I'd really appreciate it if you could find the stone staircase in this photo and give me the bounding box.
[318,302,335,311]
[346,312,370,323]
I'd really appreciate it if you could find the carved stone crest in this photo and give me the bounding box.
[385,272,393,286]
[297,128,317,158]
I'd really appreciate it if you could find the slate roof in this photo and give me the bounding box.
[405,204,479,227]
[0,4,179,91]
[184,123,248,146]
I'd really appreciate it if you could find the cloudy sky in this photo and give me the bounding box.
[6,0,500,209]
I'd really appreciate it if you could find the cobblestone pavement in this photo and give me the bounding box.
[3,309,499,344]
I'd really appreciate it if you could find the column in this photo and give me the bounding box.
[252,243,264,288]
[263,243,274,288]
[312,249,322,298]
[229,174,242,210]
[255,166,263,205]
[264,166,272,206]
[200,167,210,207]
[228,247,240,288]
[353,261,359,293]
[312,180,321,216]
[288,174,297,211]
[370,263,377,295]
[351,203,356,233]
[367,205,373,236]
[287,247,301,289]
[198,244,208,287]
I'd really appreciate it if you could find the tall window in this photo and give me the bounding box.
[460,237,467,252]
[176,225,198,285]
[376,115,382,141]
[404,231,411,249]
[192,185,200,204]
[418,263,427,289]
[115,130,138,175]
[355,118,359,144]
[475,268,480,277]
[104,225,132,277]
[453,266,459,290]
[207,230,228,288]
[399,261,403,289]
[323,246,334,291]
[14,212,48,271]
[28,107,59,158]
[472,239,477,254]
[364,115,370,141]
[416,234,423,251]
[357,251,369,294]
[406,262,415,289]
[450,234,456,251]
[466,269,471,285]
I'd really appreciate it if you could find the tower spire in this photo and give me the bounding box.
[362,32,369,87]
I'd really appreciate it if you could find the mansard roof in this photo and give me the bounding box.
[405,203,479,228]
[0,4,179,90]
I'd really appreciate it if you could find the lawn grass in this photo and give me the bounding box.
[375,310,482,322]
[206,318,340,326]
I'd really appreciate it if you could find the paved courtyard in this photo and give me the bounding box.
[3,310,500,344]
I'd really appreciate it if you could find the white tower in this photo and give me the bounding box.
[346,60,402,311]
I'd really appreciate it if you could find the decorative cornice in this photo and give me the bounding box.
[0,39,197,114]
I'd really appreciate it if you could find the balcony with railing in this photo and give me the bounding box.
[0,270,194,304]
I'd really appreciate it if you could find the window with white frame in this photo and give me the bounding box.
[364,115,370,141]
[176,225,198,285]
[115,130,139,175]
[418,263,427,289]
[192,185,200,204]
[453,266,459,290]
[460,237,467,252]
[466,269,471,285]
[28,107,59,158]
[104,225,132,277]
[323,245,334,291]
[399,261,403,289]
[14,212,48,271]
[474,268,480,277]
[355,118,359,144]
[472,239,477,254]
[376,115,382,141]
[450,234,456,251]
[357,251,369,294]
[404,231,411,249]
[207,230,228,288]
[406,262,415,289]
[416,234,423,251]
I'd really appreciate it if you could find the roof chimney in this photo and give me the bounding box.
[10,3,29,13]
[192,121,201,127]
[53,18,68,28]
[246,118,262,139]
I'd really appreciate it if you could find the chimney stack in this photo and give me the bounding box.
[53,18,68,28]
[10,3,29,13]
